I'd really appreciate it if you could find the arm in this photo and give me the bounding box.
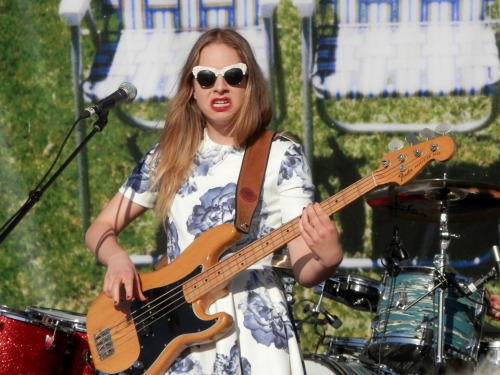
[273,139,343,287]
[85,192,149,304]
[288,202,343,287]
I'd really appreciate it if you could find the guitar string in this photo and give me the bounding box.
[95,162,393,355]
[93,142,432,355]
[92,139,449,360]
[93,141,437,355]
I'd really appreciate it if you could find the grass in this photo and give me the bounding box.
[0,0,499,359]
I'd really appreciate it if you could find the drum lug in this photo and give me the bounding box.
[395,291,407,309]
[44,327,57,350]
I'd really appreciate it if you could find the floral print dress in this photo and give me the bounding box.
[119,130,314,375]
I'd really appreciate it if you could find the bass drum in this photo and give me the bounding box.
[303,354,383,374]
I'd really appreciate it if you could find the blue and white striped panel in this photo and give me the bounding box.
[336,0,357,24]
[235,0,259,27]
[180,0,200,29]
[145,0,181,29]
[199,0,235,28]
[312,0,500,98]
[120,0,146,29]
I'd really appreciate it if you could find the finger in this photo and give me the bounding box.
[298,212,312,243]
[134,274,147,301]
[312,203,333,227]
[122,277,135,301]
[111,279,124,305]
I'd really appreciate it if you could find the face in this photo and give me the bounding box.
[192,43,247,136]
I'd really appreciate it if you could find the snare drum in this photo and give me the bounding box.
[368,267,485,373]
[314,274,380,312]
[303,353,389,374]
[25,306,95,375]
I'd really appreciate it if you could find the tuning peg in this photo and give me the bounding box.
[419,128,435,140]
[435,123,451,135]
[405,134,419,146]
[388,138,404,151]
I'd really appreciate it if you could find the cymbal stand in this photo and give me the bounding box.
[433,190,458,369]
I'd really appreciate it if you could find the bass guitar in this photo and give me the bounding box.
[86,135,456,374]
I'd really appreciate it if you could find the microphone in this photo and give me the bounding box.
[383,226,410,269]
[462,246,500,295]
[81,82,137,118]
[319,306,342,329]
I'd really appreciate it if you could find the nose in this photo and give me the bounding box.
[213,74,228,92]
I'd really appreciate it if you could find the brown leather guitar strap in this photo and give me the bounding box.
[235,129,275,234]
[155,129,275,269]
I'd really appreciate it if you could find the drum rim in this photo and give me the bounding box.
[328,273,380,284]
[25,306,87,332]
[26,306,86,323]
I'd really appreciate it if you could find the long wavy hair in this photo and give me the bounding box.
[151,28,273,221]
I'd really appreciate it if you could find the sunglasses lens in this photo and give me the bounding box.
[196,71,217,87]
[224,68,244,85]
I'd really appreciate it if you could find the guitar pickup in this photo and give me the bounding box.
[94,328,115,360]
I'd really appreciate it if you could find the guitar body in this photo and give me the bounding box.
[86,224,241,374]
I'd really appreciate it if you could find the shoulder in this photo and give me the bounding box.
[270,132,306,158]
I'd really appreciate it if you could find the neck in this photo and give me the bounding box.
[205,124,235,145]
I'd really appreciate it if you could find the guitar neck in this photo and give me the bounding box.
[184,174,376,300]
[183,134,456,302]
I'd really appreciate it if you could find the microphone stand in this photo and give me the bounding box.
[0,111,110,244]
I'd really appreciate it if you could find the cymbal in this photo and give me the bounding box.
[271,253,292,270]
[366,179,500,222]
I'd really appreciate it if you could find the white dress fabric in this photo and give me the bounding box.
[119,130,314,375]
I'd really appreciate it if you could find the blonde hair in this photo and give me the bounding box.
[151,28,272,221]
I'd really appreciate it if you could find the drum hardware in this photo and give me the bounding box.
[400,271,447,311]
[365,178,500,222]
[381,226,410,269]
[271,252,296,305]
[366,176,500,373]
[314,274,380,313]
[0,305,98,374]
[271,252,292,272]
[300,291,343,331]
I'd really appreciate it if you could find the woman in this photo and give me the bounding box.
[85,28,343,374]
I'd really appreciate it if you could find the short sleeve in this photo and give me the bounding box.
[119,145,158,209]
[276,140,315,223]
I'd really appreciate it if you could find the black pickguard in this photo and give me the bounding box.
[119,266,217,374]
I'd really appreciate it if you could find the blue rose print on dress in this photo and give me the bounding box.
[277,143,314,195]
[166,221,181,262]
[178,146,238,197]
[233,198,272,252]
[238,269,294,352]
[166,351,205,375]
[211,341,251,375]
[123,146,156,193]
[187,183,236,238]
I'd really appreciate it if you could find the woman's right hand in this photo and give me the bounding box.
[104,251,147,305]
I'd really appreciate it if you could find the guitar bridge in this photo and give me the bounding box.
[94,328,115,360]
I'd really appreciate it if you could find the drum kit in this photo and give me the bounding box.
[273,178,500,375]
